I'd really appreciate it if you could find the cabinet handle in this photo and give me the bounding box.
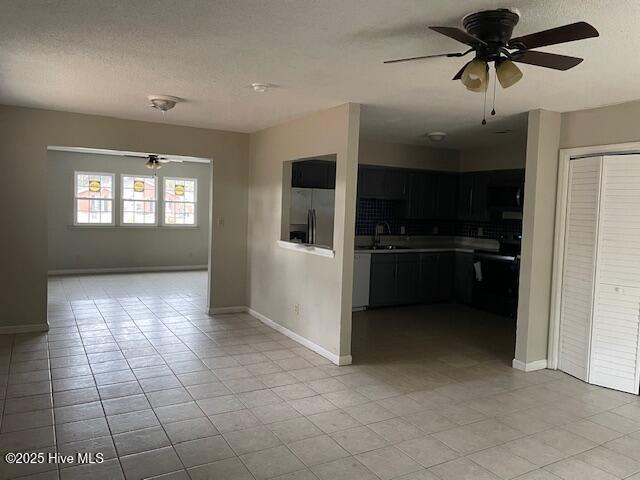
[469,188,474,214]
[615,287,624,294]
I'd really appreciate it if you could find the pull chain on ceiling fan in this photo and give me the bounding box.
[384,9,599,124]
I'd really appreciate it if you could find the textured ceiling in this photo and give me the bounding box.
[1,0,638,148]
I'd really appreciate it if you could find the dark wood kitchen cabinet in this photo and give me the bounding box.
[369,253,420,306]
[396,254,420,304]
[436,252,455,301]
[435,173,458,219]
[419,252,454,303]
[369,255,398,306]
[357,166,407,200]
[406,173,436,219]
[292,160,335,189]
[454,252,474,304]
[370,252,452,307]
[405,172,458,221]
[457,172,490,221]
[419,253,439,303]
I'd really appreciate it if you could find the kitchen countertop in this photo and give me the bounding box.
[355,247,477,254]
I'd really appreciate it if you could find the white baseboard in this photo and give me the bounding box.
[49,265,208,276]
[245,307,352,366]
[208,306,246,315]
[0,323,49,334]
[512,358,548,372]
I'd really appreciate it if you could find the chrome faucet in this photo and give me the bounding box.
[373,222,391,247]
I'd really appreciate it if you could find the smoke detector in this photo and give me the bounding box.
[426,131,447,142]
[148,95,181,112]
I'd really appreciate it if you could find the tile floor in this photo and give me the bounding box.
[0,272,639,479]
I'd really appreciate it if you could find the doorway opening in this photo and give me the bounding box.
[46,146,212,307]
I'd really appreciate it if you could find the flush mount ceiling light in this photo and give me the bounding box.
[148,95,182,112]
[426,131,447,142]
[384,9,599,125]
[251,83,269,93]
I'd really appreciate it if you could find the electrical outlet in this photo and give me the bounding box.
[294,303,300,316]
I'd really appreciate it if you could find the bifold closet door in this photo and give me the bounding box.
[558,157,602,381]
[589,155,640,394]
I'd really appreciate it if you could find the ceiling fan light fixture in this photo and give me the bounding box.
[461,59,488,92]
[145,158,162,170]
[496,60,523,88]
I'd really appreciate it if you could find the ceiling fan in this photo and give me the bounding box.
[384,9,599,123]
[125,153,183,170]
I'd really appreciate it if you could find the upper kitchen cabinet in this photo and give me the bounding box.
[435,173,458,219]
[406,172,436,219]
[357,165,407,200]
[292,159,335,189]
[457,172,490,221]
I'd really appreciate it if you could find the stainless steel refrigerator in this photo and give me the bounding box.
[290,187,335,248]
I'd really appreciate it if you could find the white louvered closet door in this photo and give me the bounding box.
[589,155,640,394]
[558,157,602,381]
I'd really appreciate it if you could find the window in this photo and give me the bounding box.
[121,175,157,225]
[164,177,197,225]
[74,172,114,225]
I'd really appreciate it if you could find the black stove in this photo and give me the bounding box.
[472,239,521,318]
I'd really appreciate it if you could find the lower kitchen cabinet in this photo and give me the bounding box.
[419,253,439,303]
[436,252,455,301]
[369,252,453,307]
[369,255,398,306]
[419,253,454,303]
[369,253,420,306]
[396,254,420,304]
[454,252,474,304]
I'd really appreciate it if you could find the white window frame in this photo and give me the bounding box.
[120,174,158,226]
[73,171,116,226]
[163,177,198,227]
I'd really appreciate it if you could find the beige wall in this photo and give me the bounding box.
[516,100,640,368]
[359,138,525,173]
[515,110,561,366]
[48,150,211,271]
[358,139,459,171]
[247,104,360,360]
[459,140,527,172]
[0,105,249,331]
[560,100,640,149]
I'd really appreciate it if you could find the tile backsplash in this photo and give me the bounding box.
[355,198,403,235]
[456,220,522,240]
[355,198,522,240]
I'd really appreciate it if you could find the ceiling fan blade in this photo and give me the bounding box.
[429,26,486,47]
[511,50,583,70]
[124,154,147,159]
[384,52,466,64]
[508,21,598,50]
[158,159,183,163]
[452,61,471,80]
